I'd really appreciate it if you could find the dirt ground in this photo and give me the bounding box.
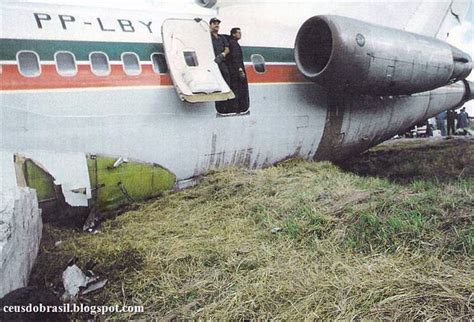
[20,136,474,319]
[340,136,473,182]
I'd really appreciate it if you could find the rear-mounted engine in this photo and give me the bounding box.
[294,15,472,95]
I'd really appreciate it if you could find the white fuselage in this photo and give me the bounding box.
[0,1,470,183]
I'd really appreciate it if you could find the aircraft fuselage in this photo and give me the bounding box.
[0,1,471,207]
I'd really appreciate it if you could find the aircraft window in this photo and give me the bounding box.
[17,51,41,77]
[151,53,168,73]
[251,54,266,73]
[183,51,199,67]
[122,52,141,76]
[55,51,77,76]
[90,52,110,76]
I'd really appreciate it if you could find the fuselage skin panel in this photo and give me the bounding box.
[0,1,471,185]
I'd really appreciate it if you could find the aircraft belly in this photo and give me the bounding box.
[315,84,467,162]
[2,81,467,181]
[340,95,430,150]
[1,83,328,180]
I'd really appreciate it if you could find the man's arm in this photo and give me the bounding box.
[214,37,230,63]
[228,40,239,66]
[214,48,229,63]
[229,41,246,79]
[222,36,230,57]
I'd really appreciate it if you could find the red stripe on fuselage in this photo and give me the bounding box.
[246,65,306,84]
[0,64,306,91]
[0,64,172,90]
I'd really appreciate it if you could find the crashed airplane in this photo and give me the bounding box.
[0,0,473,295]
[1,0,472,210]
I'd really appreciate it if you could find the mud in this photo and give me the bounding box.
[339,136,474,182]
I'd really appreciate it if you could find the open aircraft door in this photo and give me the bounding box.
[162,19,234,103]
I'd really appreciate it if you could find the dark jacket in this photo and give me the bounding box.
[227,36,245,77]
[225,36,249,112]
[211,33,229,57]
[457,111,470,128]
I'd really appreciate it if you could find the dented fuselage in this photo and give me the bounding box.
[0,0,472,210]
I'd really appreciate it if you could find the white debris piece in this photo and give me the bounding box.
[271,227,283,234]
[62,264,87,300]
[0,151,43,298]
[113,157,124,168]
[81,279,108,296]
[61,262,108,302]
[20,151,91,207]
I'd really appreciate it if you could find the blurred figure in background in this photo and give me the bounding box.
[447,108,457,135]
[435,111,447,136]
[457,107,470,130]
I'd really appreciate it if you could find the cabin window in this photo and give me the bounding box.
[90,52,110,76]
[122,52,141,76]
[151,53,168,73]
[183,51,199,67]
[251,54,266,73]
[55,51,77,76]
[17,51,41,77]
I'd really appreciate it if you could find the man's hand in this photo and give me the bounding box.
[239,68,246,80]
[214,53,225,64]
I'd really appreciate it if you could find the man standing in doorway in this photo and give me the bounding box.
[227,27,250,113]
[210,17,230,86]
[210,17,231,114]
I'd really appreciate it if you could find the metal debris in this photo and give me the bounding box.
[83,206,99,232]
[271,227,283,234]
[113,157,128,168]
[81,279,108,296]
[61,257,107,303]
[61,264,87,301]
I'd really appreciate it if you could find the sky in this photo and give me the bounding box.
[446,2,474,115]
[10,0,474,114]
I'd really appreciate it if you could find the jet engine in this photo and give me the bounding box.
[294,15,472,95]
[195,0,218,8]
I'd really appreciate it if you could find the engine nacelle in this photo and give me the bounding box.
[195,0,218,8]
[294,15,472,95]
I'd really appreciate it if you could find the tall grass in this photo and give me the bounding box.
[32,160,473,319]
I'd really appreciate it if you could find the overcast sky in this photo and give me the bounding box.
[11,0,474,114]
[446,3,473,114]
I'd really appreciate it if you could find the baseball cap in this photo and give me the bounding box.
[209,17,221,24]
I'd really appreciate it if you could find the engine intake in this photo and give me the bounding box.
[195,0,218,8]
[294,15,472,95]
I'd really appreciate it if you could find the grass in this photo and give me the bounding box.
[31,159,473,319]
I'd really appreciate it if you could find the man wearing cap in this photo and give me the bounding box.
[209,17,230,86]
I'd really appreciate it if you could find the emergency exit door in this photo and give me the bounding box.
[162,18,235,103]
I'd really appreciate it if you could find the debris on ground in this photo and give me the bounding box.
[83,206,100,233]
[61,257,107,303]
[271,227,283,234]
[29,141,473,319]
